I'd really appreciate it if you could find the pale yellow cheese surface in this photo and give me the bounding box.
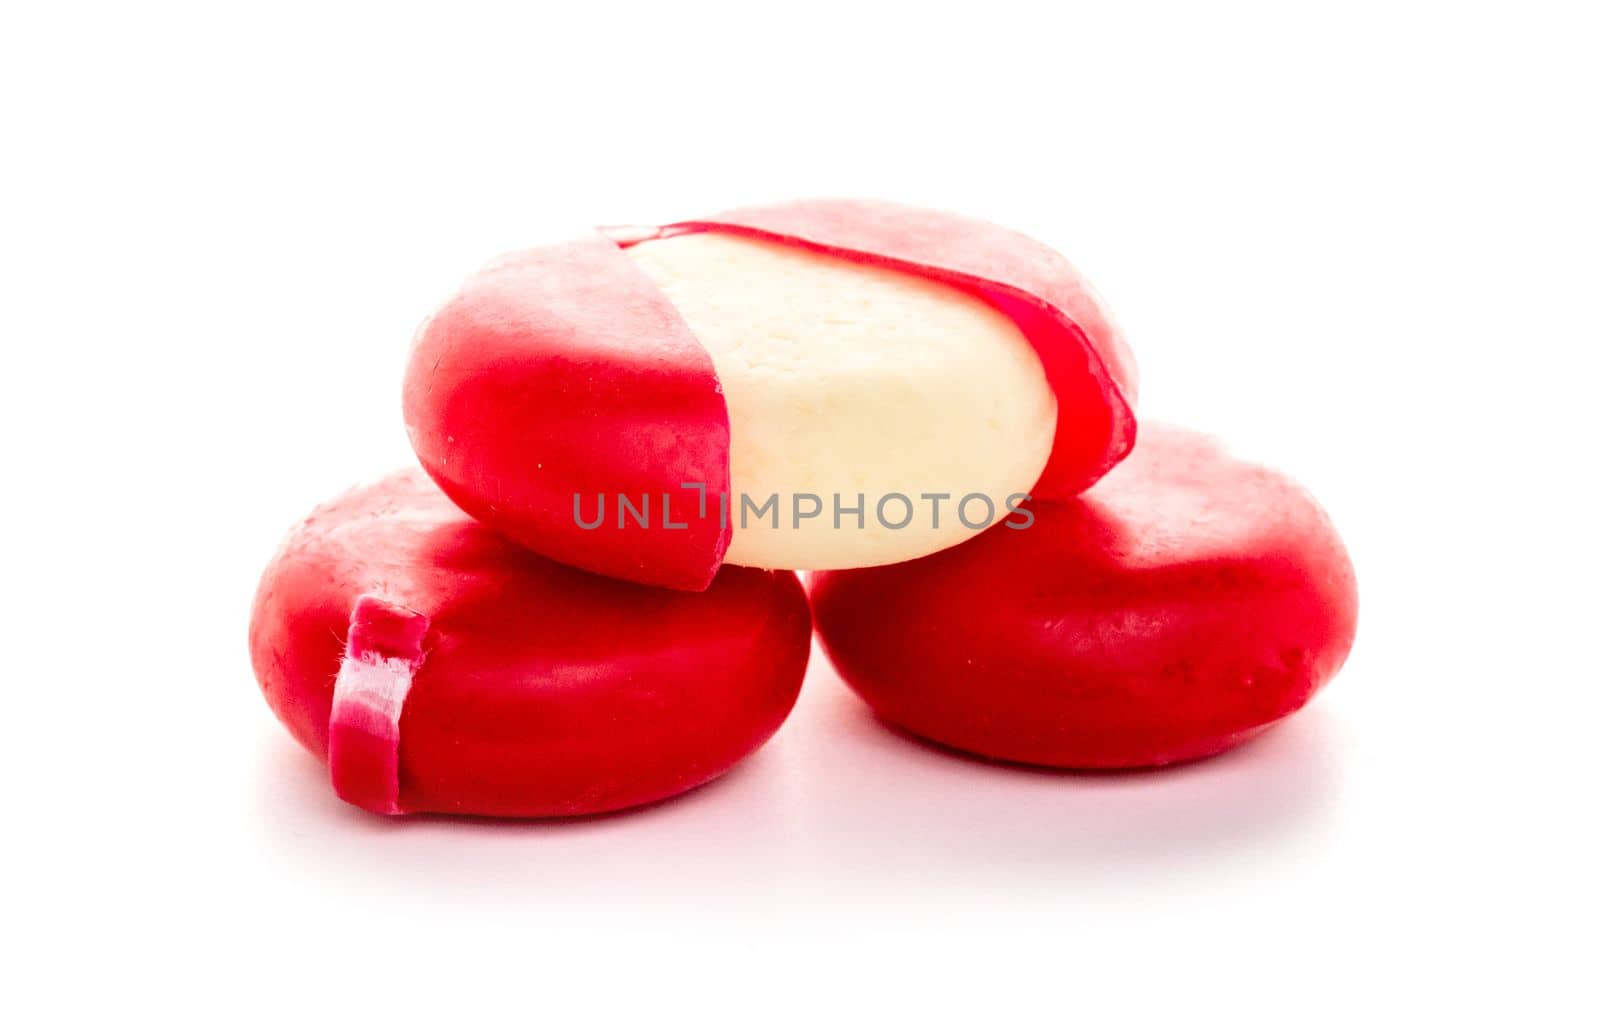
[627,232,1056,570]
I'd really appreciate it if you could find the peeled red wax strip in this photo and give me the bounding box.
[403,198,1137,591]
[250,470,812,818]
[326,595,428,815]
[809,424,1359,769]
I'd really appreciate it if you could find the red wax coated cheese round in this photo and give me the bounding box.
[809,425,1358,768]
[249,471,812,817]
[403,199,1136,591]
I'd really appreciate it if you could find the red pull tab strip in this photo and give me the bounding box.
[328,595,429,815]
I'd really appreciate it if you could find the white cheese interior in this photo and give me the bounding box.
[626,232,1056,571]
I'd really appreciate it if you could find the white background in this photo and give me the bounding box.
[4,2,1596,1007]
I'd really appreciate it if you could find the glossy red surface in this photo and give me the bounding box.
[403,234,732,590]
[249,471,812,817]
[809,424,1358,768]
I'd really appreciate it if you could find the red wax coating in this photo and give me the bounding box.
[405,199,1137,591]
[249,471,812,818]
[326,596,429,815]
[403,235,732,591]
[809,424,1358,769]
[345,595,429,660]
